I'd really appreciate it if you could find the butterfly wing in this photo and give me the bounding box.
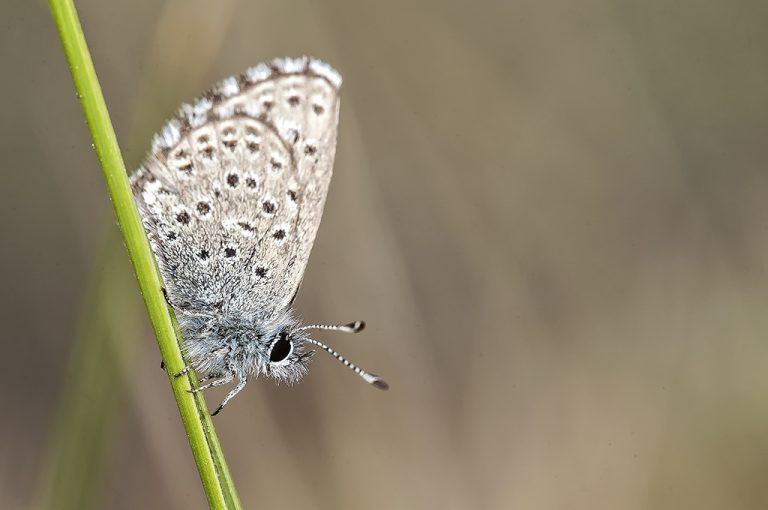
[131,57,341,321]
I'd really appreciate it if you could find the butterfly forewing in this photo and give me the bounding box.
[131,57,341,321]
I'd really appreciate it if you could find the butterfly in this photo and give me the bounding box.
[130,57,387,415]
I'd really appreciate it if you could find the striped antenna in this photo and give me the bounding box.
[300,321,365,334]
[305,337,388,390]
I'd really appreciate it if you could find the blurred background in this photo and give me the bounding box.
[2,0,768,508]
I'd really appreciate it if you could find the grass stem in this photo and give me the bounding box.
[47,1,242,507]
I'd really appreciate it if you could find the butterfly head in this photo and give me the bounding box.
[260,322,316,384]
[257,314,388,390]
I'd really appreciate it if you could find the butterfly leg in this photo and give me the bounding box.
[211,377,247,416]
[174,364,194,378]
[173,346,229,377]
[159,359,193,377]
[189,372,233,393]
[196,373,216,385]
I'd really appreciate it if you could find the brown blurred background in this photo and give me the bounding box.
[2,0,768,508]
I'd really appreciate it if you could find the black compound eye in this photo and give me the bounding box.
[269,332,292,362]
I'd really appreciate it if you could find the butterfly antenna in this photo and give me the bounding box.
[305,337,388,390]
[300,321,365,334]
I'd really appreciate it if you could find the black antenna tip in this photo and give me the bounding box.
[371,377,389,391]
[346,320,365,333]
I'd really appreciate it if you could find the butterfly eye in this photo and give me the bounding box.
[269,332,292,362]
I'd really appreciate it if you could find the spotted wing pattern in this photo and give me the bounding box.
[130,57,342,321]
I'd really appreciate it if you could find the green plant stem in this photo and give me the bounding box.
[47,1,241,508]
